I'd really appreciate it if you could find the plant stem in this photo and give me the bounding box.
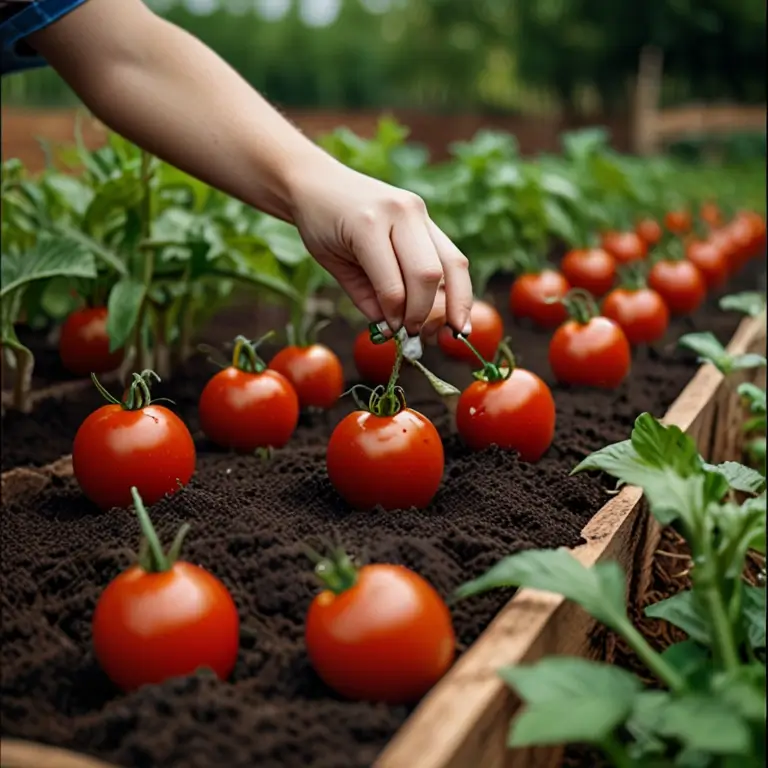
[599,734,634,768]
[153,308,171,381]
[11,345,33,413]
[130,487,169,573]
[135,150,155,372]
[619,620,687,693]
[702,582,741,672]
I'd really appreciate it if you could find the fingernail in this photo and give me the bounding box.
[462,320,473,336]
[390,317,403,334]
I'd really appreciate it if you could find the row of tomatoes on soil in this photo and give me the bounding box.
[64,203,764,705]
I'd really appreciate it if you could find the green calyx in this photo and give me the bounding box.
[91,369,164,411]
[231,333,272,374]
[454,332,516,383]
[616,262,649,292]
[306,546,359,595]
[557,288,599,325]
[132,486,190,574]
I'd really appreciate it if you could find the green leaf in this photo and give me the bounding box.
[456,549,629,631]
[678,332,729,371]
[53,225,128,275]
[83,174,144,236]
[741,586,766,649]
[630,691,753,755]
[501,657,641,747]
[719,292,766,317]
[702,461,766,495]
[630,413,702,475]
[106,277,147,352]
[729,353,768,372]
[659,639,712,682]
[739,383,766,415]
[645,591,710,645]
[1,235,97,299]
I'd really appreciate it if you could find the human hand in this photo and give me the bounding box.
[287,158,474,340]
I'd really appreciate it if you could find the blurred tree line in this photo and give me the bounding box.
[2,0,765,113]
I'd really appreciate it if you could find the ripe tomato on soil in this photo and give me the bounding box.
[509,268,570,328]
[437,300,503,363]
[73,370,195,510]
[59,307,124,377]
[635,218,663,247]
[305,551,455,705]
[648,259,706,316]
[199,336,299,451]
[600,231,648,264]
[92,488,240,692]
[270,344,344,410]
[602,287,669,346]
[548,292,631,388]
[456,359,555,462]
[685,238,729,290]
[560,248,617,298]
[664,209,692,235]
[353,331,397,385]
[327,407,444,510]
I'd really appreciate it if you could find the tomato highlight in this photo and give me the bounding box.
[92,487,240,692]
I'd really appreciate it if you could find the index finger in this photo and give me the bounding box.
[427,219,474,334]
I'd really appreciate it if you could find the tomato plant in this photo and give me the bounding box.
[510,268,570,328]
[326,328,444,511]
[685,237,728,290]
[664,209,692,235]
[647,250,706,316]
[600,230,648,264]
[454,336,555,461]
[199,334,299,451]
[437,299,504,363]
[73,370,196,510]
[635,218,663,247]
[601,267,669,346]
[305,548,455,704]
[560,248,616,298]
[353,330,397,385]
[59,306,125,377]
[549,290,631,388]
[92,487,239,692]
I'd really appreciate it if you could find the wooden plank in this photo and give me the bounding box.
[375,313,765,768]
[1,315,763,768]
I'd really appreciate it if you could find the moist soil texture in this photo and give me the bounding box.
[1,263,764,768]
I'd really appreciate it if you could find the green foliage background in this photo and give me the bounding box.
[2,0,766,113]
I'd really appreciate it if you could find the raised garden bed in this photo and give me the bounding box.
[1,257,765,768]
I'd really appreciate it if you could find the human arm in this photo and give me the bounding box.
[27,0,473,337]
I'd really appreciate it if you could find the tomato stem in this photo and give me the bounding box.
[231,334,271,374]
[557,288,599,325]
[616,262,648,292]
[307,546,359,595]
[131,486,170,573]
[364,325,406,417]
[454,333,515,383]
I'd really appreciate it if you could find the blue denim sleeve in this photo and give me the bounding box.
[1,0,89,75]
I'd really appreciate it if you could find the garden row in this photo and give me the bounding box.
[1,118,766,768]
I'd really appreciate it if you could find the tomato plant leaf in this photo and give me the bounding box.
[739,383,766,416]
[629,691,753,755]
[456,549,629,631]
[719,291,766,317]
[678,332,729,371]
[659,639,712,683]
[702,461,766,495]
[729,353,768,372]
[501,657,641,747]
[645,591,711,645]
[83,174,144,238]
[630,412,702,475]
[741,586,766,649]
[106,276,147,352]
[0,235,97,299]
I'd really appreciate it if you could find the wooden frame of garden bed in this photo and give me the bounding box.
[1,313,765,768]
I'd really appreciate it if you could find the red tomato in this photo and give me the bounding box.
[560,248,617,298]
[353,331,397,386]
[73,371,196,510]
[199,368,298,451]
[456,367,555,461]
[700,202,723,229]
[685,239,728,290]
[92,488,239,692]
[326,408,444,510]
[600,231,648,264]
[602,288,669,346]
[510,269,570,328]
[635,218,663,247]
[648,259,706,316]
[305,555,455,704]
[438,300,503,363]
[549,316,631,388]
[59,307,124,377]
[664,209,692,235]
[270,344,344,410]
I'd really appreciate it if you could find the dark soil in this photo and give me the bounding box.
[0,264,764,768]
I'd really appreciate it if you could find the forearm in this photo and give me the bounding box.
[28,0,334,222]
